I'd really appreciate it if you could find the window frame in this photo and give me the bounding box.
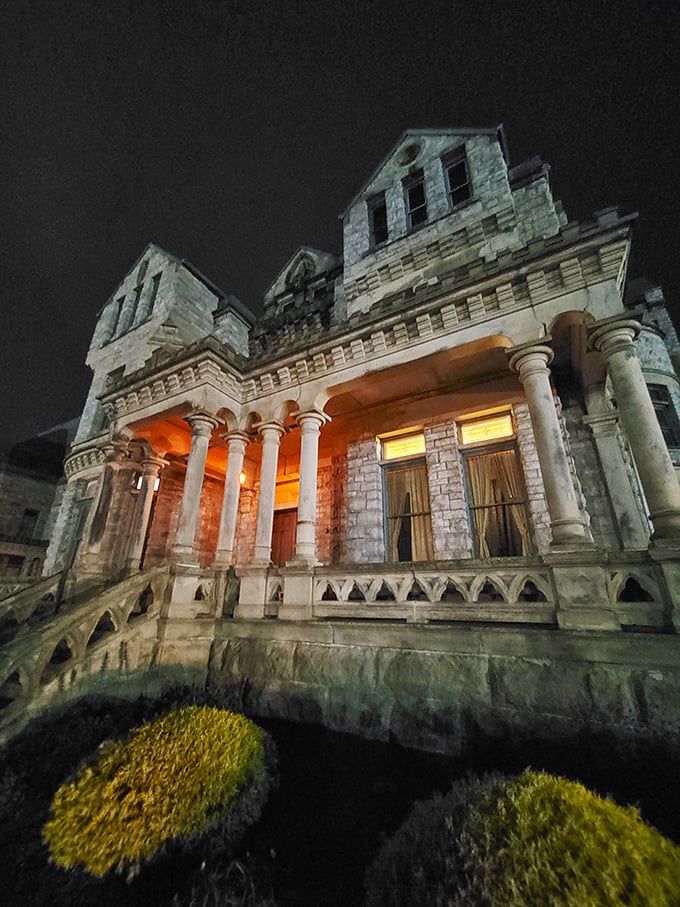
[648,383,680,447]
[442,147,472,210]
[379,431,433,564]
[403,169,428,230]
[367,191,389,247]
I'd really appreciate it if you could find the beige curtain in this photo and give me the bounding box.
[492,450,530,555]
[466,456,492,558]
[387,465,434,562]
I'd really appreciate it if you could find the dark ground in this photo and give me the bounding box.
[0,697,678,906]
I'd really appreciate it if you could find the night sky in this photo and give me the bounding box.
[2,0,678,450]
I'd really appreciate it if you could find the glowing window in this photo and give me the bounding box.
[459,413,514,446]
[382,433,426,461]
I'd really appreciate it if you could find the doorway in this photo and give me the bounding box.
[271,508,297,566]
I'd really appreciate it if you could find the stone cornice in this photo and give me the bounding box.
[64,445,105,478]
[97,213,633,422]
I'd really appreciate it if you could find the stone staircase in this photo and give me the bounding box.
[0,566,176,744]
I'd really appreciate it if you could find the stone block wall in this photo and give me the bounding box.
[513,402,551,554]
[423,420,472,559]
[209,621,680,756]
[346,434,384,563]
[562,404,619,549]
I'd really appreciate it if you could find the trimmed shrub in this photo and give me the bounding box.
[43,705,272,878]
[365,769,680,906]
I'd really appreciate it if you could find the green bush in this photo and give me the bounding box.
[365,769,680,906]
[43,705,272,878]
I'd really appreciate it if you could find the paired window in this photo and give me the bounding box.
[403,170,428,229]
[381,432,434,563]
[459,413,530,558]
[648,384,680,447]
[368,192,388,246]
[443,148,471,208]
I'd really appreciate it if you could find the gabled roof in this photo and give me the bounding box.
[264,246,342,305]
[99,242,254,325]
[339,125,508,218]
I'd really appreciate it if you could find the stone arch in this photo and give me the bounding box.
[439,580,466,603]
[87,610,117,647]
[194,584,207,601]
[269,583,283,602]
[129,583,154,620]
[616,574,656,603]
[0,669,23,710]
[510,573,551,603]
[406,580,429,601]
[550,310,604,404]
[471,577,506,603]
[321,583,338,601]
[40,637,74,685]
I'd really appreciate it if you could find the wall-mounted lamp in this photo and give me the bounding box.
[239,471,247,486]
[153,476,161,492]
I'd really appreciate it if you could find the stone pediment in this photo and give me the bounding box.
[341,126,507,216]
[264,247,341,306]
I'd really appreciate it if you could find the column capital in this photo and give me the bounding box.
[255,420,286,442]
[295,409,331,431]
[222,429,252,448]
[185,410,219,437]
[507,341,554,378]
[582,411,620,439]
[588,318,641,357]
[140,455,168,476]
[100,437,129,463]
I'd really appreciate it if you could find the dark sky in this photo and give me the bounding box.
[1,0,679,449]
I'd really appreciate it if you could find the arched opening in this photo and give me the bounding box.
[41,638,73,685]
[87,611,116,647]
[0,670,22,710]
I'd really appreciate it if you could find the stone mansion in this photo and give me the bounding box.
[2,126,680,747]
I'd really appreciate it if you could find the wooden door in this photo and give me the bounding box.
[271,509,297,566]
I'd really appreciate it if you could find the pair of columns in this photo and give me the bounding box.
[509,318,680,549]
[171,409,328,568]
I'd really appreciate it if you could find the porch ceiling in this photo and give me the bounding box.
[325,341,514,417]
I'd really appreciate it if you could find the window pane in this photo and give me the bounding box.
[383,433,426,460]
[385,463,433,562]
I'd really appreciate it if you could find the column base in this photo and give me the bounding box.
[650,509,680,542]
[234,566,270,619]
[647,544,680,632]
[544,550,621,631]
[280,564,315,620]
[549,518,594,550]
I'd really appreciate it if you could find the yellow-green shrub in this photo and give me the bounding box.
[366,770,680,906]
[43,706,269,878]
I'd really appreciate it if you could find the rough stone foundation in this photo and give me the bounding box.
[208,620,680,755]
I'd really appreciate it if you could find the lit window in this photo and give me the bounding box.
[648,384,680,447]
[443,148,471,207]
[381,431,433,562]
[459,413,514,446]
[368,192,388,246]
[382,432,426,460]
[403,170,428,229]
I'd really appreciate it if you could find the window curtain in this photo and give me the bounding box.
[491,450,530,555]
[466,456,493,558]
[387,465,434,562]
[467,449,530,557]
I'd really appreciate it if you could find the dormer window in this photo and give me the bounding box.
[368,192,388,246]
[403,169,428,229]
[443,148,471,207]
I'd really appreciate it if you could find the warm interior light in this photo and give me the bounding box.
[153,476,161,492]
[460,413,514,445]
[136,474,143,490]
[382,433,426,460]
[239,471,247,485]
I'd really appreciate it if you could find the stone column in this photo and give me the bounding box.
[589,318,680,541]
[292,410,329,564]
[582,411,650,549]
[508,342,591,548]
[172,411,218,561]
[126,456,166,571]
[253,421,285,564]
[214,430,250,567]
